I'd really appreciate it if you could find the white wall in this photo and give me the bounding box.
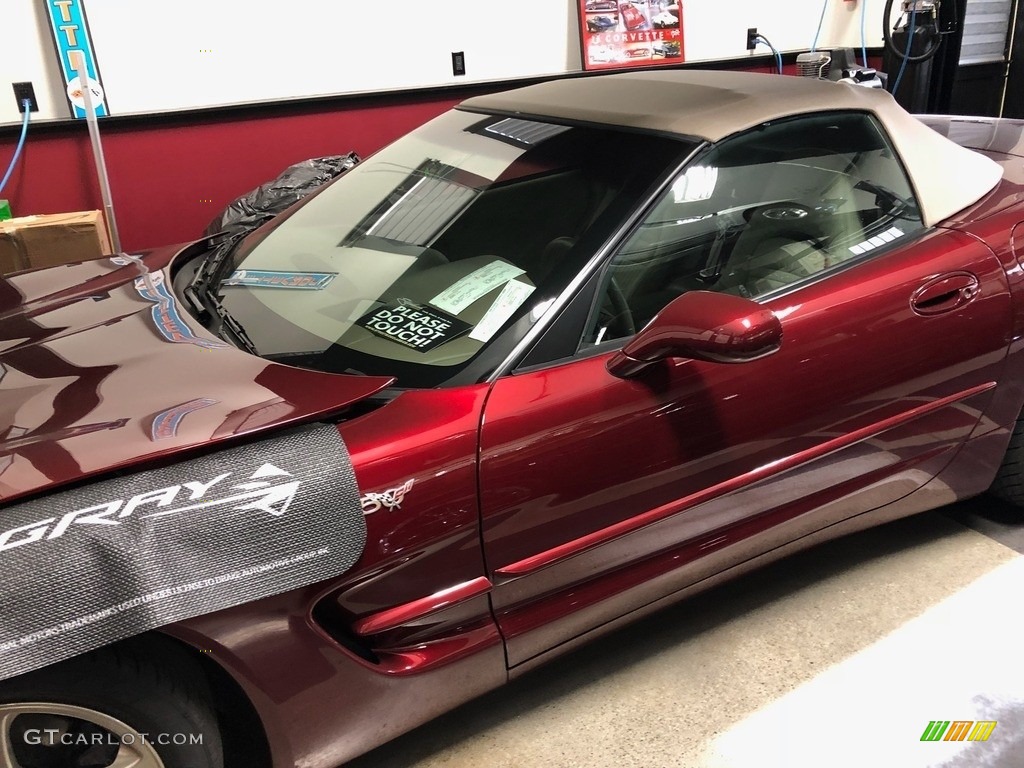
[0,2,73,123]
[685,0,883,62]
[80,0,586,116]
[1,0,888,127]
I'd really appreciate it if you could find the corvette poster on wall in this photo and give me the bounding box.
[579,1,684,70]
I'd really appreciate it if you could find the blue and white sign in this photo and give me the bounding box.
[45,0,109,118]
[150,398,219,442]
[223,270,338,290]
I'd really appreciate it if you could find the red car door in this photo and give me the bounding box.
[480,230,1009,668]
[478,112,1013,669]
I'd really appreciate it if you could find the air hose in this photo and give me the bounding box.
[0,100,32,196]
[883,0,943,63]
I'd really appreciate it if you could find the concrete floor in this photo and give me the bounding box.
[345,496,1024,768]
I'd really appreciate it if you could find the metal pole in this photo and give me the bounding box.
[1002,0,1020,117]
[71,51,121,254]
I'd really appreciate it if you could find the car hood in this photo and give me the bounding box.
[0,244,393,505]
[916,114,1024,158]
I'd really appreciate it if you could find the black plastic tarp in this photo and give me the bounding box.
[206,153,360,239]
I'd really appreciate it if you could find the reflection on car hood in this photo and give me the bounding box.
[916,114,1024,158]
[0,244,393,505]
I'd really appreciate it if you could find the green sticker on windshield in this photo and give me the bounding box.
[356,303,472,352]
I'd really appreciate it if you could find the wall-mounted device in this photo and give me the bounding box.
[796,48,886,89]
[12,83,39,113]
[796,51,832,78]
[883,0,946,111]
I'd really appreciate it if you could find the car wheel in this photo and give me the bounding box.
[0,639,223,768]
[990,411,1024,506]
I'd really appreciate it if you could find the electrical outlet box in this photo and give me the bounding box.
[746,28,758,51]
[12,82,38,113]
[451,51,466,76]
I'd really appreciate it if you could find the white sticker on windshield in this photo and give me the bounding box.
[469,279,536,343]
[430,261,526,314]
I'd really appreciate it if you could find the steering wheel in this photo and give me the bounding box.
[747,201,814,226]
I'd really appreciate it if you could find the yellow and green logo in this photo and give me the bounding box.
[921,721,997,742]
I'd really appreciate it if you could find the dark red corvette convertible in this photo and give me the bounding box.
[2,70,1024,768]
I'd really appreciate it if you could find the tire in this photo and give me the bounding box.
[989,412,1024,506]
[0,636,223,768]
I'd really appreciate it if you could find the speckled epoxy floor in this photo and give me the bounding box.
[343,497,1024,768]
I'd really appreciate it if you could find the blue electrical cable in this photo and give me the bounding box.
[861,0,869,67]
[891,8,917,95]
[0,100,32,196]
[756,34,784,74]
[811,0,829,51]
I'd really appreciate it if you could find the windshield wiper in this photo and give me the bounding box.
[210,292,259,355]
[181,231,259,355]
[183,231,246,318]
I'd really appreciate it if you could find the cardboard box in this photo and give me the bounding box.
[0,210,112,275]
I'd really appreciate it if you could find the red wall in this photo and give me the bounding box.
[0,91,478,252]
[0,59,878,253]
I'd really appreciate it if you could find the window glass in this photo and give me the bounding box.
[209,109,691,387]
[584,112,926,346]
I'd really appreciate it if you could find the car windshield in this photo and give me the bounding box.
[212,109,693,387]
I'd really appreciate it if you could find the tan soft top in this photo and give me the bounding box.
[459,70,1002,227]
